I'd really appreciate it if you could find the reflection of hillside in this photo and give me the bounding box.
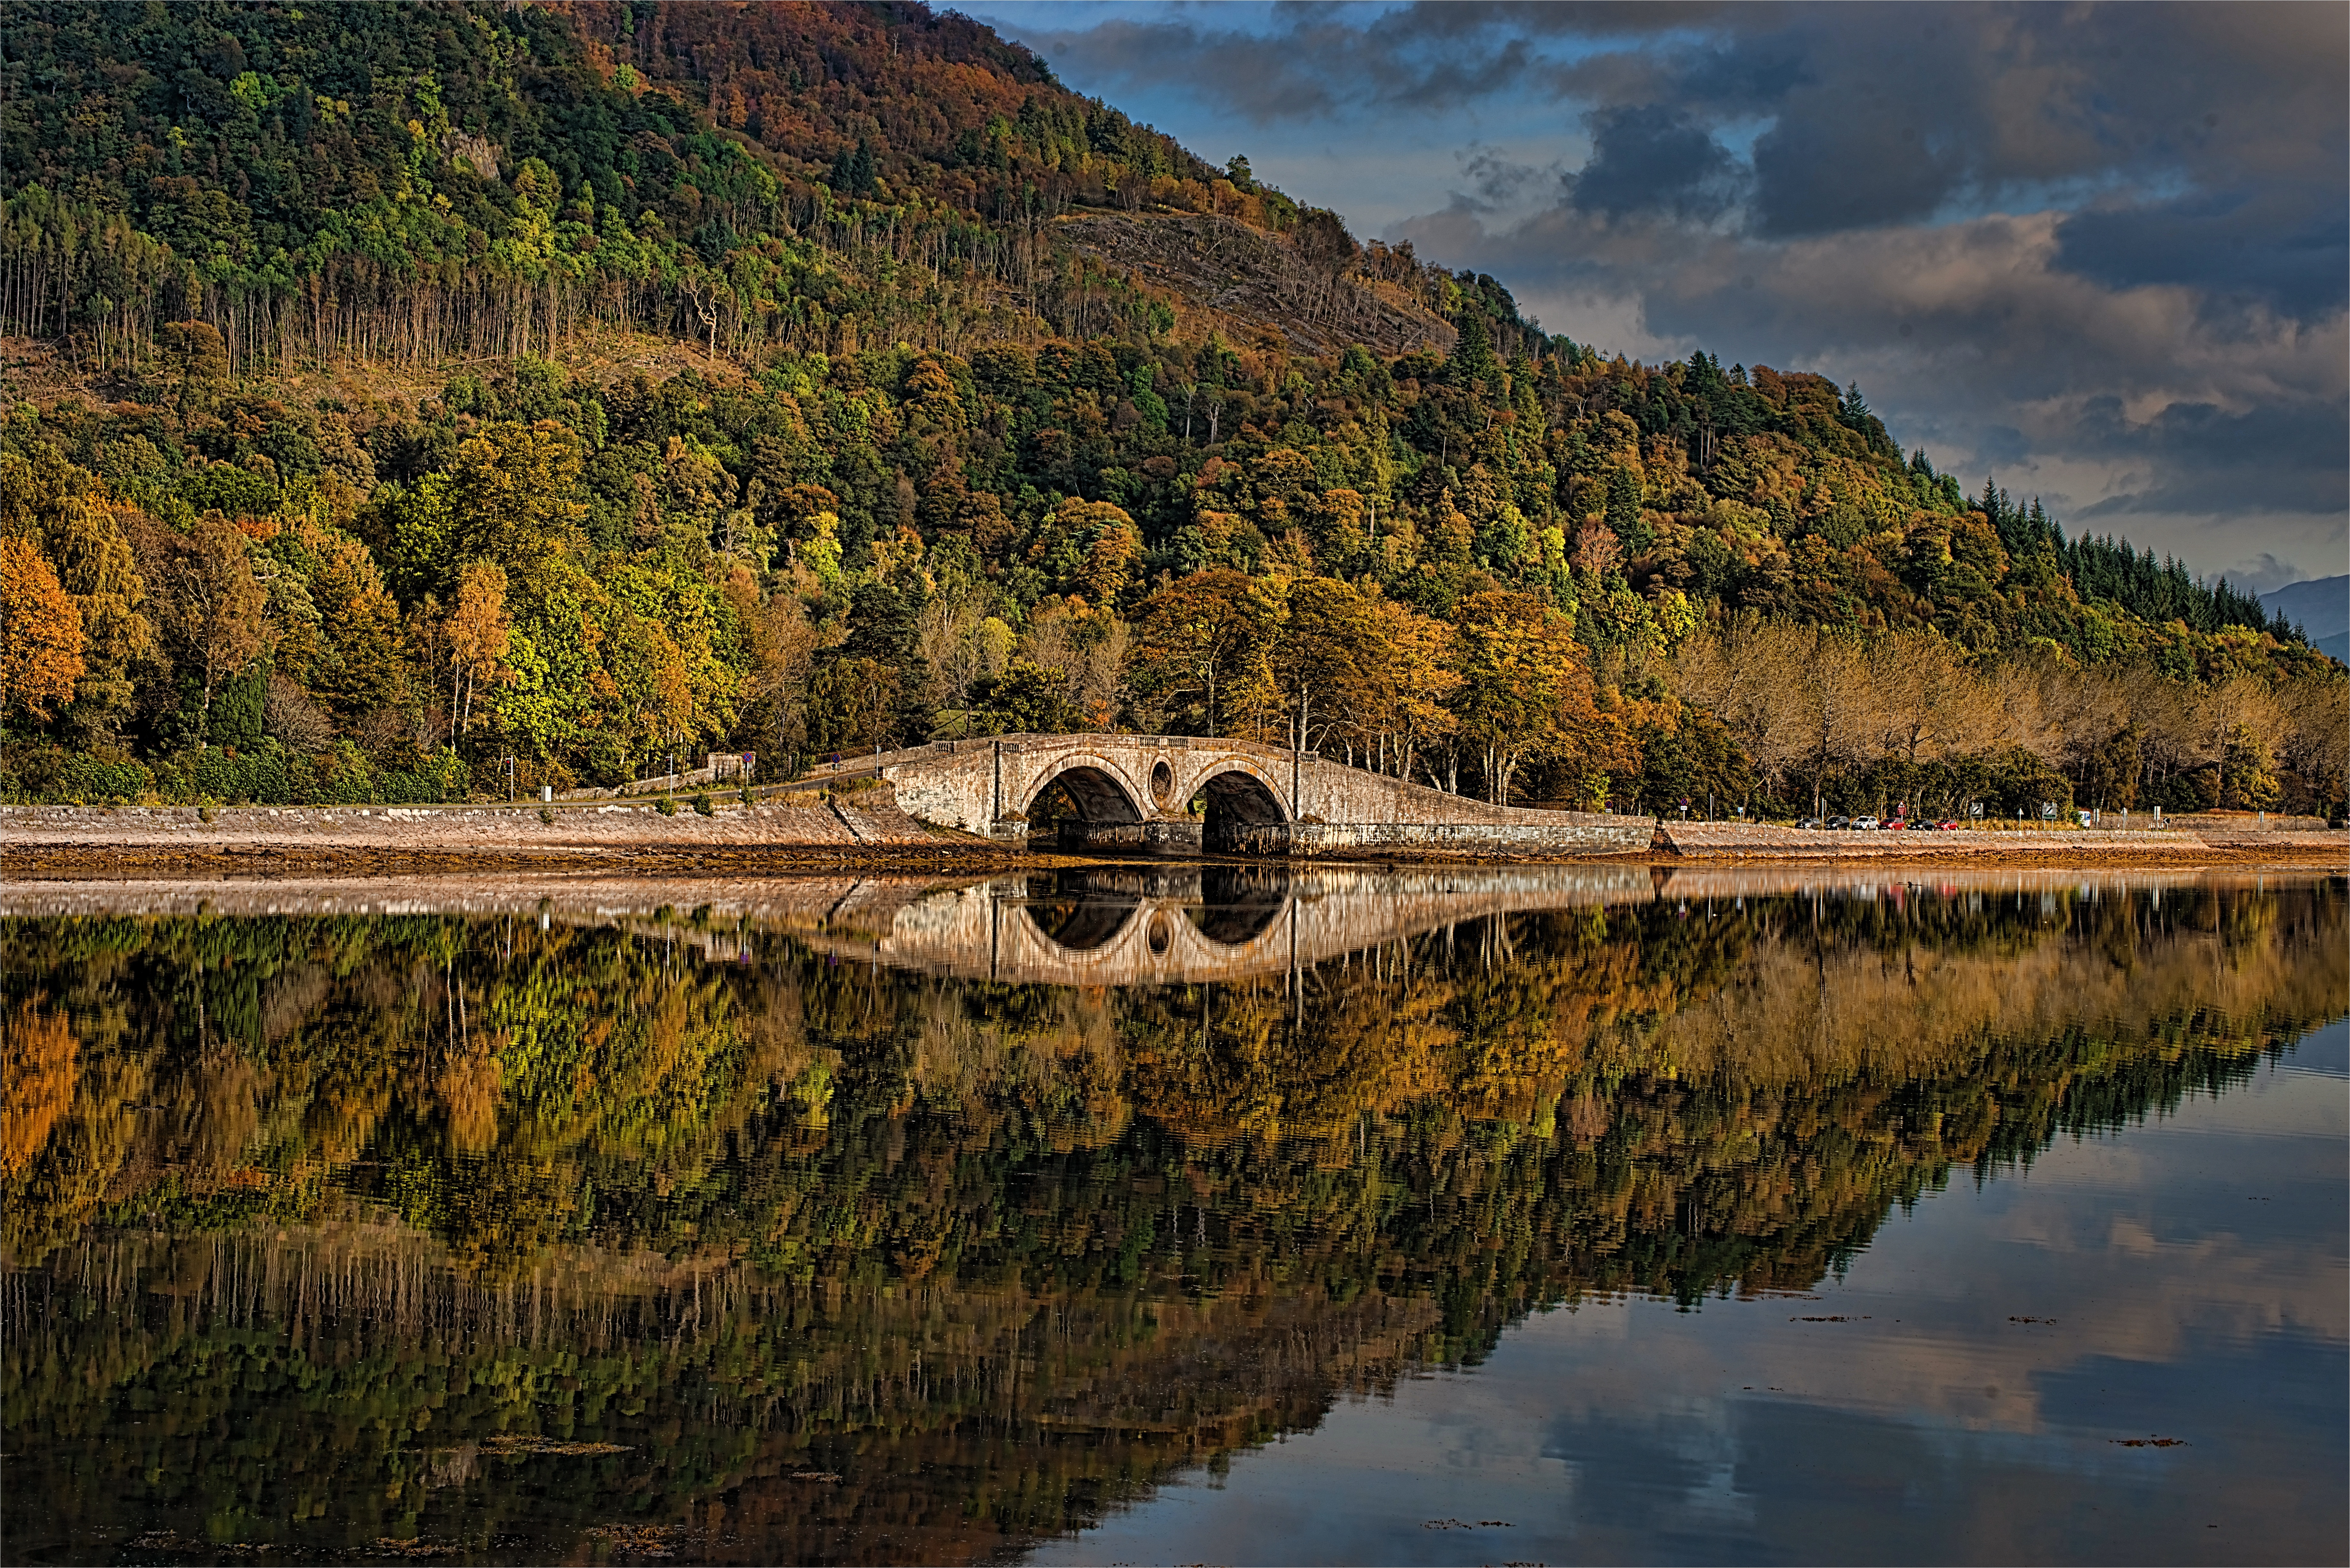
[4,1221,1440,1565]
[2,876,2342,1562]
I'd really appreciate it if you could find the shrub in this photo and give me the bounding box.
[377,750,470,804]
[538,804,556,825]
[692,791,714,816]
[16,748,155,803]
[655,795,678,816]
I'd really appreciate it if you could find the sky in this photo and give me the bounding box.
[963,1,2348,592]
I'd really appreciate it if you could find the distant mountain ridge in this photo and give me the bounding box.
[2260,576,2348,665]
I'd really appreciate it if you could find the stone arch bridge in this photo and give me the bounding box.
[808,732,1651,857]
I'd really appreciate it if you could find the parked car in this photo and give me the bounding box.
[1935,819,1960,831]
[1885,818,1909,830]
[1797,816,1824,829]
[1851,814,1882,831]
[1826,815,1851,830]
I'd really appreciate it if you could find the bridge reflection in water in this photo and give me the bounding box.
[801,864,1667,986]
[789,863,2238,988]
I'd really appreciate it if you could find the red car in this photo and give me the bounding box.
[1935,819,1960,831]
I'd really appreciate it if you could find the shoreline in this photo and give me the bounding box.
[3,802,2342,880]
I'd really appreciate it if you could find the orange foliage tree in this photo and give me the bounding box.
[0,538,84,720]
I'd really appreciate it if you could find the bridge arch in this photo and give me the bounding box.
[1017,754,1148,826]
[1187,760,1290,852]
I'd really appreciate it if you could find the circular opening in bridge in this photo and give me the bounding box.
[1146,913,1173,956]
[1189,770,1288,853]
[1149,758,1174,808]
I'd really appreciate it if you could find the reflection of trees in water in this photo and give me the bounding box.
[1,880,2342,1561]
[2,1220,1439,1564]
[5,884,2341,1279]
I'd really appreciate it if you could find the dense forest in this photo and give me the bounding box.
[2,1,2342,818]
[4,880,2342,1556]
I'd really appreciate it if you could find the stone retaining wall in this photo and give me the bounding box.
[0,787,957,858]
[2158,813,2336,833]
[1656,823,2199,857]
[1227,818,1656,858]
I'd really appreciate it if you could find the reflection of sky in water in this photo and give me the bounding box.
[1028,1021,2349,1566]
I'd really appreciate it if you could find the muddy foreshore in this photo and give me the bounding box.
[3,801,2343,879]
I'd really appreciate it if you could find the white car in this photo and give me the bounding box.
[1851,814,1882,831]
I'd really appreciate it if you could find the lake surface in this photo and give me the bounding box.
[2,866,2343,1565]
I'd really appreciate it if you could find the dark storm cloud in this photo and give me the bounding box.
[1570,105,1740,220]
[1006,6,1541,124]
[2055,187,2350,318]
[1747,109,1961,236]
[2065,396,2350,523]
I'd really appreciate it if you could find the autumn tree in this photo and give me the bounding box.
[808,656,906,754]
[1764,629,1880,819]
[446,562,513,736]
[134,516,266,734]
[1448,590,1623,805]
[0,539,85,721]
[448,420,590,600]
[1264,576,1377,751]
[1126,569,1277,737]
[304,530,412,734]
[2274,673,2349,819]
[1364,593,1460,782]
[1028,498,1145,607]
[603,608,699,771]
[729,567,821,760]
[37,495,156,742]
[1865,629,1991,812]
[916,583,1014,737]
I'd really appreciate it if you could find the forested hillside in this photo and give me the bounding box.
[1,0,2341,819]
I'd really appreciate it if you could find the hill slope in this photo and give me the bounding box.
[2261,576,2348,663]
[0,1,2340,822]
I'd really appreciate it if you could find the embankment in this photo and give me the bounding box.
[7,792,2343,879]
[0,784,1006,877]
[1655,820,2350,865]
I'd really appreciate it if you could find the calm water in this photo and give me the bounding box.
[2,867,2343,1566]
